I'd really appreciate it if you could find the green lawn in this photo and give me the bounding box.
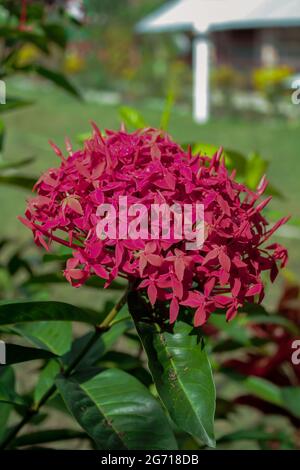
[1,78,300,283]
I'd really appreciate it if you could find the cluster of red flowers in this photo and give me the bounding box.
[20,126,288,326]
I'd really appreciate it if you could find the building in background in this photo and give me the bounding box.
[137,0,300,123]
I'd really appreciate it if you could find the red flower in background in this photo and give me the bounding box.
[225,283,300,384]
[20,125,288,325]
[213,283,300,425]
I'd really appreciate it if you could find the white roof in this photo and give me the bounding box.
[136,0,300,34]
[218,0,300,30]
[136,0,197,34]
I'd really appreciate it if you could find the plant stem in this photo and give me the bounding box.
[0,288,129,450]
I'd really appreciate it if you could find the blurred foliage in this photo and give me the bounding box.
[211,65,245,112]
[63,49,85,74]
[252,65,293,112]
[70,0,193,101]
[14,43,41,67]
[253,66,293,93]
[0,0,81,96]
[212,65,245,92]
[0,0,82,188]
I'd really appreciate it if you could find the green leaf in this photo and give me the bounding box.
[191,142,219,157]
[0,174,36,190]
[243,376,282,406]
[34,359,60,404]
[265,183,284,199]
[245,152,268,189]
[119,106,147,129]
[63,309,132,369]
[0,301,108,326]
[0,157,34,171]
[246,314,299,336]
[43,253,70,263]
[189,144,247,175]
[0,27,49,53]
[12,429,87,448]
[133,319,216,447]
[209,313,251,345]
[224,149,248,175]
[3,343,57,365]
[0,367,15,439]
[56,369,178,450]
[76,132,91,145]
[218,428,290,444]
[281,387,300,418]
[239,302,270,316]
[42,23,67,49]
[160,87,175,130]
[7,251,33,276]
[99,351,141,370]
[212,338,265,353]
[0,378,27,408]
[12,321,72,355]
[0,96,33,114]
[34,66,81,98]
[225,374,300,419]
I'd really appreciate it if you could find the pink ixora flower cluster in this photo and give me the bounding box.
[20,125,289,326]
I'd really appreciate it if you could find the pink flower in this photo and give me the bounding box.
[20,125,289,326]
[138,241,162,276]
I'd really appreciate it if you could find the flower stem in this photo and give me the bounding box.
[0,288,129,450]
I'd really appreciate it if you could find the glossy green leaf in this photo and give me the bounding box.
[63,309,132,369]
[3,343,57,365]
[134,319,216,447]
[98,351,141,371]
[34,360,60,404]
[0,383,27,408]
[0,301,107,326]
[12,429,87,448]
[56,369,178,450]
[12,321,72,355]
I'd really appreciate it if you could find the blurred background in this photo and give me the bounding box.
[1,0,300,450]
